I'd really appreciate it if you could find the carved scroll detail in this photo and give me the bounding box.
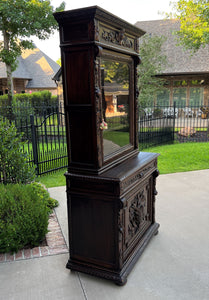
[94,20,100,41]
[120,163,155,192]
[128,190,148,237]
[118,207,124,267]
[100,27,134,50]
[94,58,103,166]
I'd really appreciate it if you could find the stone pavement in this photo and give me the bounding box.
[0,169,209,300]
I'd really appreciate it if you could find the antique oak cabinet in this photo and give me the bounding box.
[54,6,160,285]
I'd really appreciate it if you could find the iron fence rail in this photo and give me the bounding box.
[138,103,209,149]
[0,100,208,175]
[0,101,68,176]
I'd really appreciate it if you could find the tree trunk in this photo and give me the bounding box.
[6,64,14,105]
[3,30,14,120]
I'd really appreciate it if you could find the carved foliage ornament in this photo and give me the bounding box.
[128,190,147,237]
[101,27,134,50]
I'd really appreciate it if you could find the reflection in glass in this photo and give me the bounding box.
[101,59,130,157]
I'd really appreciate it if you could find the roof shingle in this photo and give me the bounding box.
[135,19,209,75]
[0,45,60,88]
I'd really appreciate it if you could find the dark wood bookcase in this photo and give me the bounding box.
[54,6,160,285]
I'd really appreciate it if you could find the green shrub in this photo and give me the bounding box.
[0,92,58,120]
[0,91,57,107]
[0,94,9,105]
[12,98,34,138]
[0,95,12,120]
[0,183,54,253]
[31,182,59,212]
[0,117,35,184]
[51,95,58,107]
[14,93,31,102]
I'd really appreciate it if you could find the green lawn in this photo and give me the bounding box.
[103,130,129,147]
[35,168,67,188]
[146,142,209,174]
[36,142,209,188]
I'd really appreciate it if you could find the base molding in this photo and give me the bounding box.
[66,223,160,285]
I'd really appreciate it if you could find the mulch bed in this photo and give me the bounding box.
[176,131,209,143]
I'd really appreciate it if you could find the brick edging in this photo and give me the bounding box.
[0,211,68,263]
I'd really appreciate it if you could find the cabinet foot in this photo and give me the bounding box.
[115,277,127,286]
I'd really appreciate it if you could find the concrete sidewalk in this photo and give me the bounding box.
[0,170,209,300]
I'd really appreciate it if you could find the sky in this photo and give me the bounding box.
[33,0,173,62]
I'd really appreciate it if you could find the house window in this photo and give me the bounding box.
[157,89,170,106]
[191,80,204,85]
[173,80,187,87]
[189,87,203,106]
[173,88,186,107]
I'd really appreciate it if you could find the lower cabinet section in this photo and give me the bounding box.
[66,152,160,285]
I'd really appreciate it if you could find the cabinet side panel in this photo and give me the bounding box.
[69,110,94,165]
[62,22,89,43]
[69,193,117,269]
[64,49,92,105]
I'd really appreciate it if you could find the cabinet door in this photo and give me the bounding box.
[122,176,153,262]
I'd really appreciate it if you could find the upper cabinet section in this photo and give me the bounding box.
[54,6,144,174]
[54,6,145,55]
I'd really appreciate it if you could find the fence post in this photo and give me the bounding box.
[173,101,176,141]
[30,114,39,175]
[44,110,48,144]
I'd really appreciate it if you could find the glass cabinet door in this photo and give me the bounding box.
[101,57,131,159]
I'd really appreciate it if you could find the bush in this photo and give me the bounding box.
[12,98,34,138]
[28,91,57,115]
[0,95,12,120]
[0,183,56,253]
[0,117,35,184]
[31,182,59,212]
[0,91,58,111]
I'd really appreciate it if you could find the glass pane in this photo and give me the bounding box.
[101,59,130,158]
[157,89,170,106]
[173,88,186,107]
[189,87,203,106]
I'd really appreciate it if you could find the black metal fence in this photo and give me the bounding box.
[0,99,208,175]
[138,103,209,149]
[0,101,68,176]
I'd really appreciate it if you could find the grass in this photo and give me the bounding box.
[36,142,209,188]
[35,168,67,188]
[22,141,67,153]
[146,142,209,174]
[103,130,129,147]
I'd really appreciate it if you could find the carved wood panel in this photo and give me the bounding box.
[99,24,135,51]
[122,177,153,261]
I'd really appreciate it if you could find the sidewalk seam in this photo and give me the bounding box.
[78,272,88,300]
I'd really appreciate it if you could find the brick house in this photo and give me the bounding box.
[0,45,60,96]
[135,19,209,107]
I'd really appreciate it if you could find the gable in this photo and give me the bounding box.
[0,45,60,89]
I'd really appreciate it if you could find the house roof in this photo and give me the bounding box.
[53,67,62,82]
[0,45,60,88]
[135,19,209,76]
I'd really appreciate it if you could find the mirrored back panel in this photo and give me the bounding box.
[100,52,134,161]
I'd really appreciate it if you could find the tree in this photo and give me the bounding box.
[171,0,209,51]
[0,0,65,103]
[56,58,61,66]
[138,34,168,107]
